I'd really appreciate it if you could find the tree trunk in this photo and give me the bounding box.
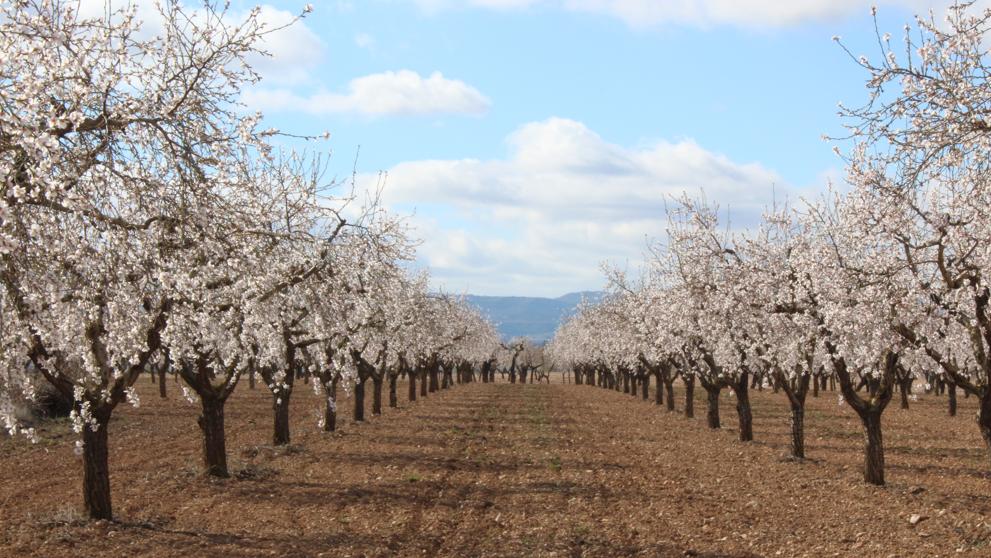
[372,377,383,415]
[664,380,676,412]
[408,371,417,402]
[789,401,805,459]
[158,367,167,398]
[82,410,113,520]
[978,391,991,471]
[273,391,291,446]
[429,367,439,392]
[861,409,885,486]
[653,374,663,405]
[389,375,399,408]
[899,378,911,410]
[641,375,649,400]
[812,374,819,398]
[324,392,337,432]
[198,396,229,477]
[354,378,366,422]
[248,368,255,390]
[684,376,695,418]
[705,387,720,429]
[733,375,753,442]
[420,369,428,397]
[948,381,957,417]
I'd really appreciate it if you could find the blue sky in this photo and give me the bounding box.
[205,0,972,296]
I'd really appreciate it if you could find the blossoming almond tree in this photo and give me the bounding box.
[0,0,313,518]
[837,2,991,471]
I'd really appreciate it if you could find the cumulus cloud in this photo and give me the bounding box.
[410,0,960,28]
[373,118,799,296]
[243,70,491,116]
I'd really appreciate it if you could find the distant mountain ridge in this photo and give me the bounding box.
[464,291,605,343]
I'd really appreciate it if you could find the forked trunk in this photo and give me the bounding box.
[82,409,113,520]
[198,396,229,478]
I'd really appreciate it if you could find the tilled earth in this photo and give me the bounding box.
[1,378,990,557]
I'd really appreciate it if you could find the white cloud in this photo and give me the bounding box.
[247,5,324,85]
[243,70,491,116]
[372,118,802,296]
[409,0,964,28]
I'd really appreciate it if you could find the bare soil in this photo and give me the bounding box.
[1,377,990,557]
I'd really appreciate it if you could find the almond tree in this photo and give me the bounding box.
[0,0,305,518]
[836,2,991,470]
[659,196,759,441]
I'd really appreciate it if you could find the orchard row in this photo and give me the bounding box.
[548,3,991,487]
[0,1,514,522]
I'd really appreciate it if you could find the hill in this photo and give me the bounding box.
[465,291,605,342]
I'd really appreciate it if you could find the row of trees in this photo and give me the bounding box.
[549,2,991,487]
[0,0,504,521]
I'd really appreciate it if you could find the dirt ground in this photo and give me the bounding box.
[1,376,990,557]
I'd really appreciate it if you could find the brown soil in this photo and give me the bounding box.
[1,377,990,557]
